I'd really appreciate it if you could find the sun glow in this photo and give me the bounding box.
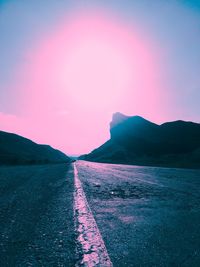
[62,38,133,108]
[22,10,160,114]
[16,10,163,154]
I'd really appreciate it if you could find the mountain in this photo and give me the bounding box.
[80,112,200,168]
[0,130,70,165]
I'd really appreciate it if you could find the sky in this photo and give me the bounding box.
[0,0,200,155]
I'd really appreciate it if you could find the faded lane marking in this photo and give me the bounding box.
[73,163,113,267]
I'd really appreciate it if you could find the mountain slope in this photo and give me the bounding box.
[0,130,70,165]
[80,113,200,168]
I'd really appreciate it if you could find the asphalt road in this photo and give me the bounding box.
[0,163,75,267]
[1,161,200,266]
[76,161,200,267]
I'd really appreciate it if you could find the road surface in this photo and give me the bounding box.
[0,163,75,266]
[76,161,200,267]
[1,160,200,266]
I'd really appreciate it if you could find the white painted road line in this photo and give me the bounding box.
[73,163,113,267]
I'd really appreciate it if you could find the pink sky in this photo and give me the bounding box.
[0,8,182,154]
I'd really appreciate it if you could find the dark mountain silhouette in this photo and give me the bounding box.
[80,112,200,168]
[0,130,70,165]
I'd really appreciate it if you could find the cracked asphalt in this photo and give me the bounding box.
[76,161,200,267]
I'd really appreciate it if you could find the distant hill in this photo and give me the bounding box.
[80,112,200,168]
[0,130,70,165]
